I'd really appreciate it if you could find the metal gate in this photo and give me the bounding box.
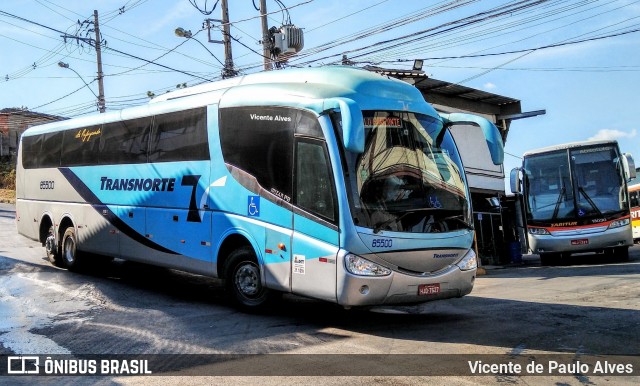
[473,211,504,265]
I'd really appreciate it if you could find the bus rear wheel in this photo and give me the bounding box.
[61,227,82,271]
[225,247,273,310]
[45,226,62,267]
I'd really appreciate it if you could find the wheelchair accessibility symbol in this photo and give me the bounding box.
[248,196,260,217]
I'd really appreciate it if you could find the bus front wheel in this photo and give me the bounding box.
[225,247,273,310]
[539,253,559,266]
[61,227,82,271]
[612,247,629,262]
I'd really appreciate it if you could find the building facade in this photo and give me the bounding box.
[0,109,65,162]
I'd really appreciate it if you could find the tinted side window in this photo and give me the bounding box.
[295,111,324,138]
[61,126,102,166]
[21,135,41,169]
[99,118,151,164]
[219,107,295,200]
[295,139,336,221]
[39,132,63,168]
[148,108,208,162]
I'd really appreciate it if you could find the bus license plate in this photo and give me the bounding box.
[571,239,589,245]
[418,283,440,296]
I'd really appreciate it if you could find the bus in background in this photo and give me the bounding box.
[16,66,504,310]
[511,140,636,265]
[628,182,640,242]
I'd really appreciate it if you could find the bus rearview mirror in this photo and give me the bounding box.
[623,153,636,181]
[325,98,364,153]
[510,168,521,194]
[439,112,504,165]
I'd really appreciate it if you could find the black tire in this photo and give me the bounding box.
[613,246,629,262]
[60,227,82,271]
[45,226,62,267]
[539,253,559,266]
[225,247,273,310]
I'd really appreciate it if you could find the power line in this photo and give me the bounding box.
[0,9,214,82]
[395,27,640,62]
[31,81,97,111]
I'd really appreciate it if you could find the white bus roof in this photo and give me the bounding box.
[523,139,619,157]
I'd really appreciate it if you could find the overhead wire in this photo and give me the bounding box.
[293,0,479,61]
[365,0,635,67]
[325,0,556,64]
[5,0,639,116]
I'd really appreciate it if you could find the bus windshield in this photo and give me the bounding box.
[344,111,471,233]
[524,145,627,221]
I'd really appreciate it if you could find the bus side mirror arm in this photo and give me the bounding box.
[324,98,364,153]
[439,112,504,165]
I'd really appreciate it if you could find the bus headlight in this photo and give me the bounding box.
[528,227,550,235]
[608,218,630,229]
[456,248,477,271]
[345,254,391,276]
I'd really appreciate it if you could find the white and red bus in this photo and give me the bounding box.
[511,140,636,265]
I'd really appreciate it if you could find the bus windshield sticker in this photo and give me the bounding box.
[363,116,403,128]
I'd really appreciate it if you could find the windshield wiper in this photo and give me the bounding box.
[577,186,604,217]
[442,215,474,230]
[551,186,566,220]
[373,208,446,234]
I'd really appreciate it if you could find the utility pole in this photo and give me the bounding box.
[93,10,106,113]
[220,0,236,78]
[259,0,272,71]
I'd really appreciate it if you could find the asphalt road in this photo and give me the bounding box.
[1,202,639,385]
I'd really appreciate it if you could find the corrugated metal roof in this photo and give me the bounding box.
[416,78,520,106]
[364,65,520,107]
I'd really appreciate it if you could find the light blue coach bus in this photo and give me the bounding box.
[16,66,503,309]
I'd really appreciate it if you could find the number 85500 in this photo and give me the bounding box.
[372,239,392,248]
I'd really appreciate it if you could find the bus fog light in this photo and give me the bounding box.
[608,218,630,229]
[345,254,391,276]
[456,249,477,271]
[359,285,369,295]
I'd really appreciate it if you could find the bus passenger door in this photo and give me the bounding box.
[291,138,339,302]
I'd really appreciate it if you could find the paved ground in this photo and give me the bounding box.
[1,202,639,385]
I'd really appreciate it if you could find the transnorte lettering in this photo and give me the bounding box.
[100,177,176,192]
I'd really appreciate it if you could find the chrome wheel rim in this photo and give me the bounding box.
[63,235,75,264]
[235,263,260,297]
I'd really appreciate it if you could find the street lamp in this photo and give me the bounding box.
[175,26,235,78]
[58,61,104,112]
[174,27,193,39]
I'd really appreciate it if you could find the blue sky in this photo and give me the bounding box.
[1,0,640,186]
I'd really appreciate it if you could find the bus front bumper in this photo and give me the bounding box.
[336,255,476,307]
[529,225,632,254]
